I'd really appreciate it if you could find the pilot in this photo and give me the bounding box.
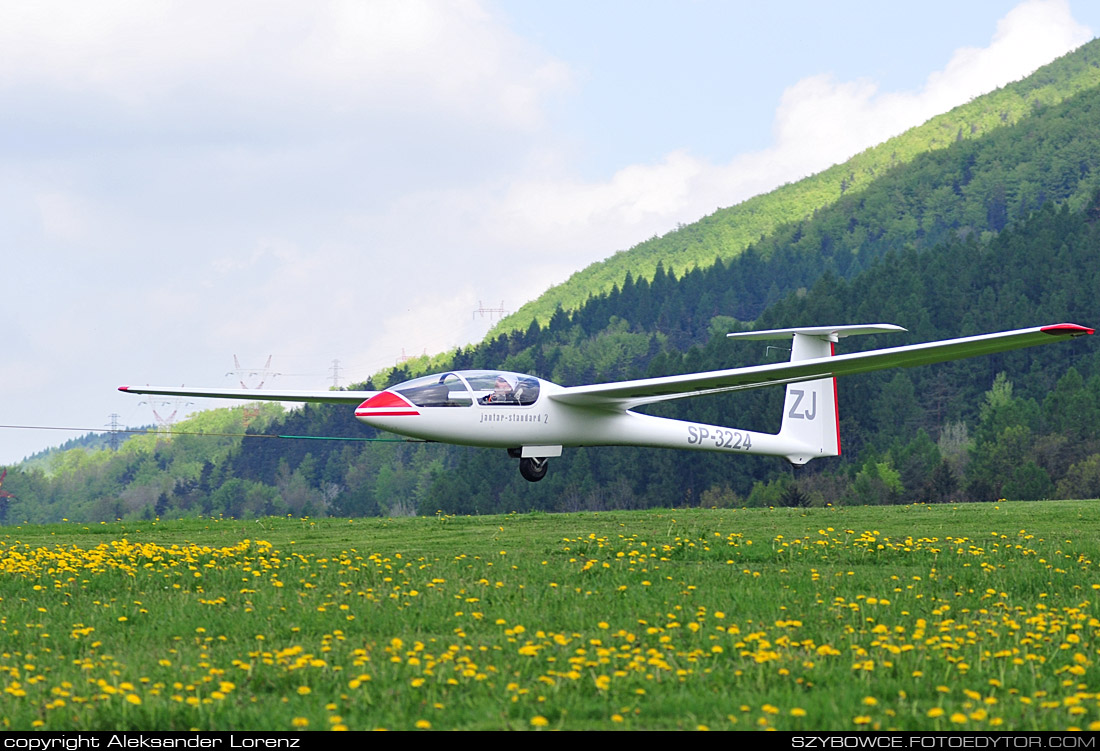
[491,375,515,403]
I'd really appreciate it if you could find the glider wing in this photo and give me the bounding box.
[549,324,1093,410]
[117,386,377,405]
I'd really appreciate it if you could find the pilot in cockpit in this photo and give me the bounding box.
[491,375,515,403]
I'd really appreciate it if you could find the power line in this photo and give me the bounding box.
[0,424,425,443]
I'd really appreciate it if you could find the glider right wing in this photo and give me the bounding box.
[549,323,1094,410]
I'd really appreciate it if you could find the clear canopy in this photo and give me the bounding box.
[392,370,540,407]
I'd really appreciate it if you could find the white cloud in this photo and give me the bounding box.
[460,0,1094,273]
[0,0,569,132]
[769,0,1092,177]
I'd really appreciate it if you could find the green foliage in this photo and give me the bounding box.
[851,457,904,506]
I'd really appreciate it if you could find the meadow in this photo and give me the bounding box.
[1,500,1099,731]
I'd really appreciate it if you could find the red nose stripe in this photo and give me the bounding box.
[355,391,419,417]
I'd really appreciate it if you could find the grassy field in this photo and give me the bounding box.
[1,501,1099,731]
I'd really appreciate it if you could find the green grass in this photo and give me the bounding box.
[2,501,1099,731]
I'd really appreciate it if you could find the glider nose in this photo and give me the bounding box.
[355,391,420,417]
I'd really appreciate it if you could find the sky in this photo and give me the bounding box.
[2,0,1099,464]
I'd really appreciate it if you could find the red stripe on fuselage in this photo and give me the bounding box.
[356,410,420,417]
[831,341,841,456]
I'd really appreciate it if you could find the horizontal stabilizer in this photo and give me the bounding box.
[727,324,906,341]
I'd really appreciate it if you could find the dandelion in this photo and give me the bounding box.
[531,716,549,727]
[291,718,309,728]
[415,719,431,729]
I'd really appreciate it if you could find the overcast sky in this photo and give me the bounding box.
[2,0,1098,464]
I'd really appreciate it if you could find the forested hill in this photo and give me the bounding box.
[491,37,1100,335]
[5,193,1100,522]
[6,41,1100,521]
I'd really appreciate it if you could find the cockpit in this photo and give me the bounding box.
[391,371,541,407]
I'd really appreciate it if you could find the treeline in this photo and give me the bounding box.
[4,194,1099,522]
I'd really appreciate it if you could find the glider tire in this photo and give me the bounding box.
[519,457,549,482]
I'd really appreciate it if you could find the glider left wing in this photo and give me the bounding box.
[549,324,1093,410]
[117,386,377,405]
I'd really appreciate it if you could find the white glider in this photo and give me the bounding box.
[120,323,1093,482]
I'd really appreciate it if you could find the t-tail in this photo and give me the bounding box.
[727,325,906,465]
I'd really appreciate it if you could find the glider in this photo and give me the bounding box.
[120,323,1093,482]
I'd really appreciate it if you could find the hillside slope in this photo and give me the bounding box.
[491,38,1100,335]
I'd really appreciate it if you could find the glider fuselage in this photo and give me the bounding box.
[353,369,802,460]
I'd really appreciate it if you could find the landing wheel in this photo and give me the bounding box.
[519,457,549,482]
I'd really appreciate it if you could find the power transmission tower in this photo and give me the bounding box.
[330,359,342,388]
[139,393,193,433]
[227,355,281,389]
[472,300,509,320]
[227,356,281,428]
[105,413,123,450]
[396,348,427,366]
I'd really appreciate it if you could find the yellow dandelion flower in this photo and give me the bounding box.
[297,686,311,696]
[125,694,141,705]
[415,719,431,729]
[790,708,807,717]
[291,718,309,728]
[531,716,549,727]
[927,707,945,718]
[950,713,968,724]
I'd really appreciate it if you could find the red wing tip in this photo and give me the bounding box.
[1040,324,1094,336]
[118,386,131,392]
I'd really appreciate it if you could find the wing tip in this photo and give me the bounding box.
[118,386,131,393]
[1040,323,1094,336]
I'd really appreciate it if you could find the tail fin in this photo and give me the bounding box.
[779,333,840,465]
[728,325,905,465]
